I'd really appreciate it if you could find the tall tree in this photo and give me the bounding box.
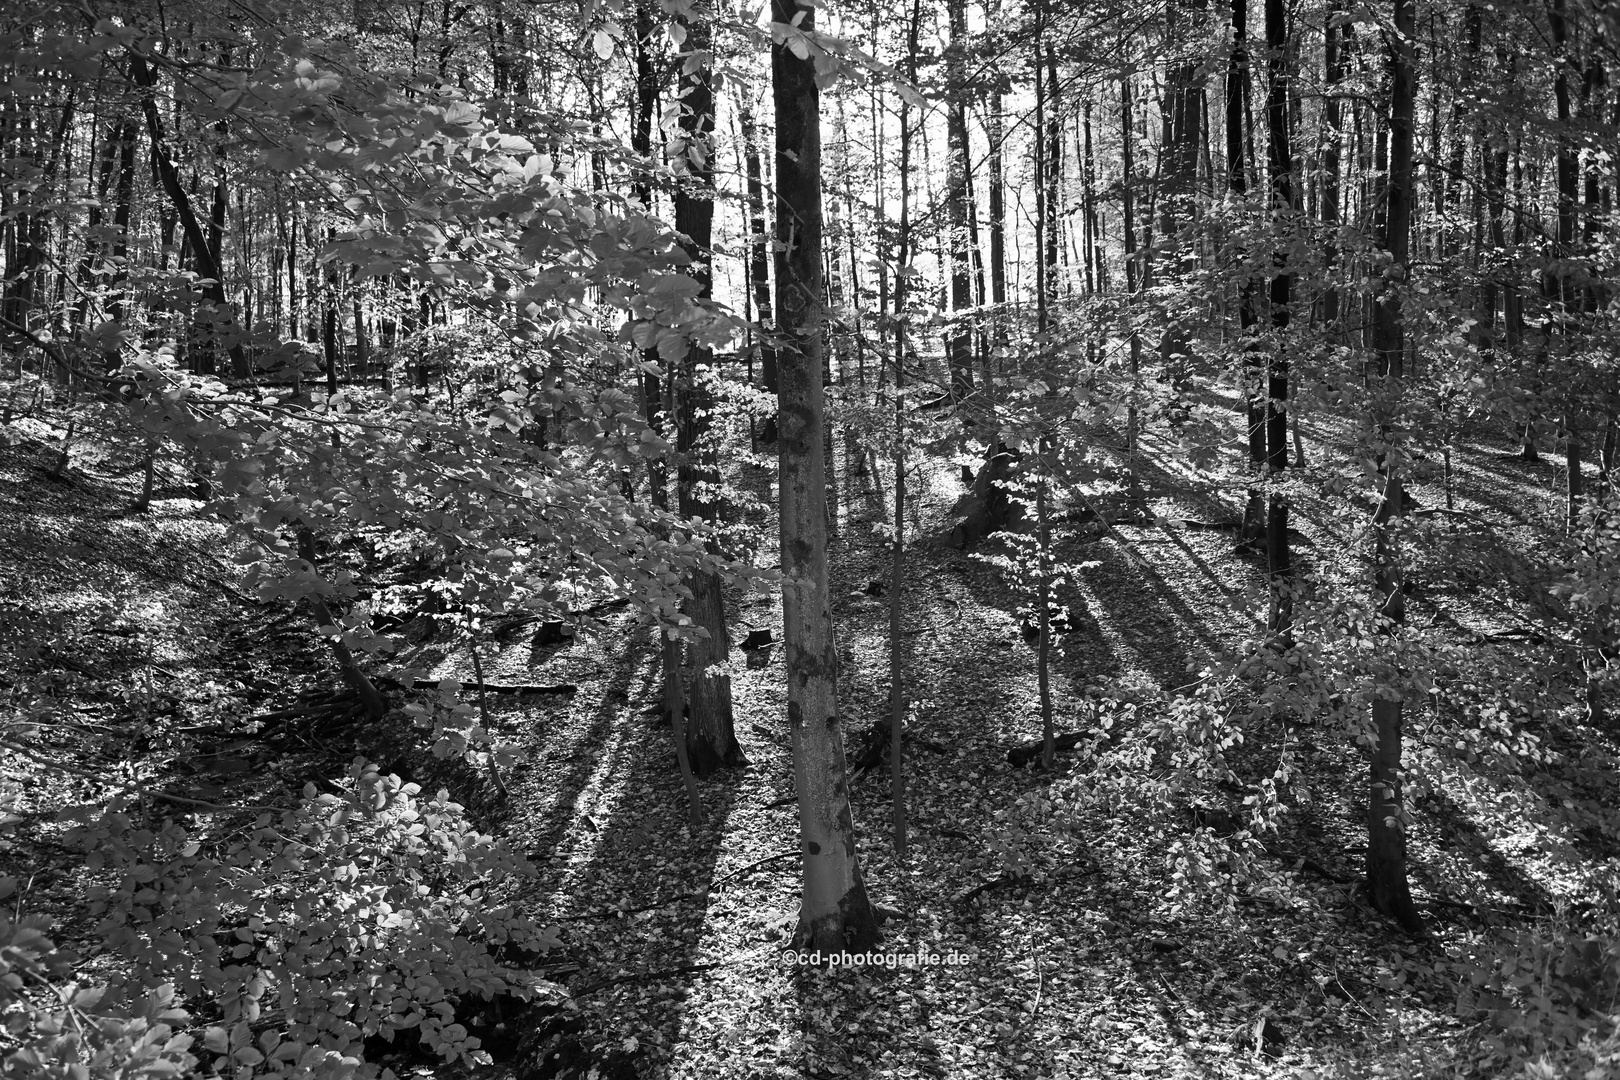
[1318,0,1346,337]
[1263,0,1293,636]
[773,0,878,953]
[1366,0,1423,935]
[1229,0,1265,546]
[943,0,974,403]
[1159,0,1206,365]
[128,52,250,379]
[740,99,777,441]
[1548,0,1583,532]
[672,2,744,776]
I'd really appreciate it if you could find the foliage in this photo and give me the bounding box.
[11,759,560,1078]
[1452,919,1620,1065]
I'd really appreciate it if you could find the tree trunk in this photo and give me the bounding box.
[297,528,386,721]
[1034,0,1057,769]
[129,54,250,379]
[673,3,743,776]
[1159,0,1206,365]
[773,0,878,954]
[740,102,777,441]
[1043,45,1062,306]
[1549,0,1582,531]
[1366,0,1423,936]
[633,0,670,509]
[1319,0,1345,337]
[944,0,974,404]
[1229,0,1265,546]
[1264,0,1293,637]
[1082,104,1098,295]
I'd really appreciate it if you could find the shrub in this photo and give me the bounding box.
[10,758,562,1078]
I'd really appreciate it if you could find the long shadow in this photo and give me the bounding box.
[557,645,744,1050]
[1083,529,1230,665]
[503,625,651,859]
[1414,781,1562,917]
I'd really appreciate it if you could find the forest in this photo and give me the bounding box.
[1,0,1619,1076]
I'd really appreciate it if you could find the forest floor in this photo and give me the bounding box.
[2,394,1617,1080]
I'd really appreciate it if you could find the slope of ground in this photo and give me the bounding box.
[2,397,1616,1080]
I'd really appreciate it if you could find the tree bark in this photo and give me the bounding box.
[1159,0,1206,365]
[740,102,778,441]
[773,0,878,954]
[1549,0,1582,532]
[673,3,743,776]
[1264,0,1293,637]
[1229,0,1265,546]
[1319,0,1346,337]
[1366,0,1423,936]
[128,53,250,379]
[944,0,974,403]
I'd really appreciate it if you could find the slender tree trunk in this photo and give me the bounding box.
[741,102,778,441]
[1367,0,1423,936]
[1320,0,1346,337]
[773,0,878,954]
[888,246,908,864]
[1549,0,1582,531]
[1082,104,1098,295]
[1229,0,1265,545]
[1044,45,1062,307]
[986,41,1007,331]
[887,0,922,859]
[672,3,743,776]
[1034,4,1056,770]
[944,0,974,403]
[297,528,386,721]
[1264,0,1293,637]
[106,117,138,336]
[633,0,670,509]
[129,54,250,379]
[1160,0,1205,364]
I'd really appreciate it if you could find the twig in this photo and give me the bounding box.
[953,873,1024,908]
[709,849,798,888]
[1156,970,1184,1008]
[1312,961,1378,1021]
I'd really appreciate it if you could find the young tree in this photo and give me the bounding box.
[772,0,878,953]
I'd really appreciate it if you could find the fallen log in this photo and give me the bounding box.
[1006,731,1087,767]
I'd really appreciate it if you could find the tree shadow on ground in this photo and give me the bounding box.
[1410,781,1563,916]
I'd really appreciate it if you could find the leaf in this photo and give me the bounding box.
[592,29,614,59]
